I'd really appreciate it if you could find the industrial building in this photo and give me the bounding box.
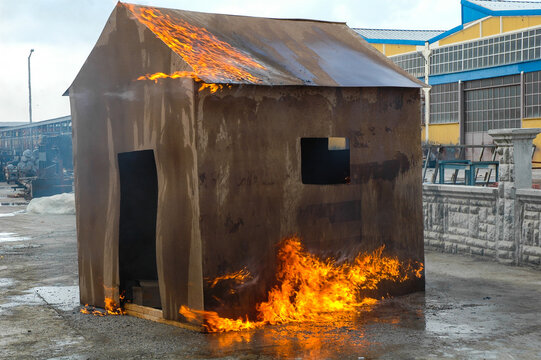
[0,116,72,156]
[0,116,73,195]
[356,0,541,158]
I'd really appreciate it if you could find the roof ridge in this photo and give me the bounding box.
[470,0,541,3]
[121,2,345,25]
[354,28,446,32]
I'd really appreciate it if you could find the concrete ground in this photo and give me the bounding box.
[1,183,541,359]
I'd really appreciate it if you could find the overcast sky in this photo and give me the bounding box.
[0,0,464,123]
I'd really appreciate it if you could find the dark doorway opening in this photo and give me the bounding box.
[118,149,161,309]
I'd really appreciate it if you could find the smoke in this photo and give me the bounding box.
[103,90,138,101]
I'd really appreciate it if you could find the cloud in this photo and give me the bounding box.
[0,0,463,122]
[0,43,82,122]
[0,0,116,46]
[382,0,460,30]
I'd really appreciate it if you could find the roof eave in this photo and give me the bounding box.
[462,0,541,20]
[428,24,465,43]
[363,38,427,46]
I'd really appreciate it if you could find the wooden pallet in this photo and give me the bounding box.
[124,303,202,332]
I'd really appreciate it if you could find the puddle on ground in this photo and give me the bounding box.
[46,354,88,360]
[53,338,84,348]
[0,232,30,242]
[205,315,373,359]
[0,278,15,287]
[0,286,79,313]
[34,286,80,311]
[0,292,42,312]
[201,300,426,360]
[0,244,41,256]
[0,210,25,218]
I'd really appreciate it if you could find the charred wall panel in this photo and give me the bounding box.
[69,5,203,318]
[196,86,423,319]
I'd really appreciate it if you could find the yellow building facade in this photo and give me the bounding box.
[356,0,541,157]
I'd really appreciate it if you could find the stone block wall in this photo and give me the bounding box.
[423,128,541,270]
[423,184,498,258]
[423,184,541,269]
[516,189,541,267]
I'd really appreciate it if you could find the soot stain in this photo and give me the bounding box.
[352,152,410,183]
[225,216,244,234]
[297,200,362,224]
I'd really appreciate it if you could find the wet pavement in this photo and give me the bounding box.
[1,183,541,359]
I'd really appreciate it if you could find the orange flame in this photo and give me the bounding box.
[180,306,259,332]
[105,296,126,315]
[80,295,126,316]
[414,262,424,279]
[80,304,106,317]
[136,71,231,93]
[198,83,230,93]
[208,267,252,288]
[124,4,266,84]
[180,236,423,332]
[136,71,201,83]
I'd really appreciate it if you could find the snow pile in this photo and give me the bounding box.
[26,193,75,215]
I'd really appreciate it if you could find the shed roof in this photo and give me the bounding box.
[121,2,424,88]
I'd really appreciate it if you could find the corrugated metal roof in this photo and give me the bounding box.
[468,0,541,11]
[354,28,445,42]
[123,3,425,88]
[0,122,26,128]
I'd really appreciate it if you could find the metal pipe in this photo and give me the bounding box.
[422,43,431,144]
[520,71,524,127]
[28,49,34,124]
[458,80,465,146]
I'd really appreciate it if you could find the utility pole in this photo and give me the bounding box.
[422,43,431,144]
[28,49,34,149]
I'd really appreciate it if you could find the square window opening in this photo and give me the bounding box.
[301,137,350,185]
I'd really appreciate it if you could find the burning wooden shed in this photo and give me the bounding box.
[67,2,426,330]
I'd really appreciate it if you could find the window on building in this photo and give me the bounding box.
[524,70,541,118]
[464,74,521,132]
[389,52,425,78]
[301,137,350,185]
[419,26,541,77]
[430,82,459,124]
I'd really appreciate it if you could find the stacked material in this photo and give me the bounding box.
[17,149,39,176]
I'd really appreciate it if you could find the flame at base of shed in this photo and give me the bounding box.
[180,236,423,332]
[80,295,126,316]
